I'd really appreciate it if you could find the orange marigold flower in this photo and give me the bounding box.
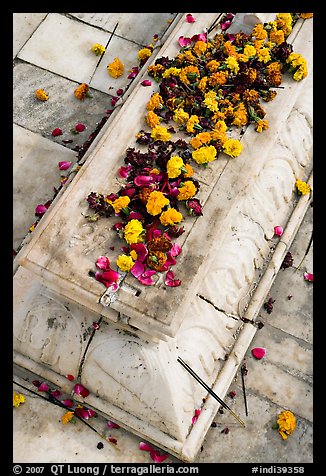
[277,410,296,440]
[179,65,200,85]
[107,57,124,78]
[74,83,90,100]
[183,163,194,178]
[269,29,285,46]
[61,411,74,425]
[146,111,160,128]
[35,89,49,101]
[300,13,313,19]
[266,62,282,86]
[209,71,228,86]
[177,181,197,201]
[146,250,167,270]
[146,92,164,111]
[192,40,207,56]
[146,190,170,215]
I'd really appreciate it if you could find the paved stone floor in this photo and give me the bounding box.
[13,13,313,466]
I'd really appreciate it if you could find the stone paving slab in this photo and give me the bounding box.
[69,13,178,45]
[13,13,47,58]
[13,62,113,151]
[13,124,77,250]
[17,13,116,84]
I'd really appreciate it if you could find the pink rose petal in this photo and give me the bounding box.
[178,36,192,47]
[116,88,124,96]
[58,161,72,170]
[96,256,110,271]
[150,450,169,463]
[251,347,266,360]
[62,399,74,408]
[95,269,120,288]
[191,33,207,42]
[107,420,120,429]
[38,382,49,392]
[303,272,313,282]
[165,270,181,287]
[139,442,154,452]
[73,383,90,398]
[274,226,283,237]
[186,13,196,23]
[192,408,201,425]
[141,80,152,86]
[35,204,48,216]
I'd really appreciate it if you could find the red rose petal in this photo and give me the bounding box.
[52,127,63,137]
[186,13,196,23]
[141,80,152,86]
[58,161,72,170]
[66,374,75,381]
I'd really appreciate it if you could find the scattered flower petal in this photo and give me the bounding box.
[35,204,48,216]
[139,442,153,452]
[66,374,75,381]
[116,88,124,96]
[178,36,192,47]
[192,408,201,425]
[96,256,110,271]
[62,399,74,408]
[38,382,49,392]
[51,390,61,398]
[92,322,100,330]
[107,420,120,429]
[108,437,118,445]
[303,272,313,282]
[52,127,63,137]
[186,13,196,23]
[274,226,283,237]
[150,450,169,463]
[73,383,90,398]
[251,347,266,360]
[75,123,86,133]
[141,80,152,87]
[58,161,72,171]
[165,270,181,287]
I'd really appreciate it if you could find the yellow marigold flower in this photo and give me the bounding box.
[35,89,49,101]
[61,411,74,425]
[276,17,292,37]
[111,196,130,213]
[237,53,249,63]
[225,56,239,74]
[159,208,183,226]
[183,163,194,178]
[193,40,207,56]
[179,65,200,85]
[210,129,227,144]
[287,53,306,68]
[173,108,189,124]
[186,115,200,133]
[223,138,243,158]
[91,43,106,56]
[277,410,296,440]
[177,181,197,201]
[209,71,228,86]
[203,90,219,112]
[166,156,185,178]
[107,57,124,78]
[212,110,226,121]
[255,119,269,133]
[13,392,26,407]
[252,23,268,40]
[124,219,145,245]
[146,110,161,128]
[293,66,307,81]
[192,145,217,165]
[74,83,90,100]
[300,13,313,19]
[243,44,256,57]
[206,60,220,72]
[146,191,170,216]
[116,254,135,272]
[214,120,228,133]
[295,179,311,195]
[151,125,171,142]
[138,48,152,62]
[146,92,164,111]
[257,47,271,63]
[269,30,285,46]
[162,67,181,78]
[147,64,165,77]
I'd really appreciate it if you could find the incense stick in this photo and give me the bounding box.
[241,365,249,416]
[177,357,245,427]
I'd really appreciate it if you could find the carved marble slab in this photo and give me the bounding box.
[16,14,313,342]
